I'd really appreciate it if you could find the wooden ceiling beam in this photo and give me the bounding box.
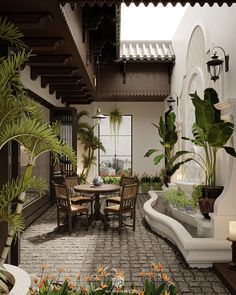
[41,76,83,88]
[27,55,73,66]
[1,12,53,30]
[22,37,64,51]
[65,99,93,106]
[61,95,92,104]
[56,90,89,100]
[49,83,86,94]
[31,67,79,80]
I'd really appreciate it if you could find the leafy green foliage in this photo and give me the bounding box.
[77,111,105,183]
[102,176,120,185]
[192,185,203,209]
[163,189,196,210]
[0,17,77,264]
[0,17,25,48]
[184,88,236,186]
[145,111,193,178]
[109,105,123,136]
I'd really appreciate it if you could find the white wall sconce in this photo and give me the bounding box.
[207,46,229,82]
[227,221,236,270]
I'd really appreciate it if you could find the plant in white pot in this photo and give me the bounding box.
[183,88,236,218]
[0,17,76,293]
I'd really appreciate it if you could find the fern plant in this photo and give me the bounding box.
[109,105,123,136]
[0,17,76,270]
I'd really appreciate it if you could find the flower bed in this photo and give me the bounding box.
[29,263,176,295]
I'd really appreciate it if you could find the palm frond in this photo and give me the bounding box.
[0,209,25,236]
[0,49,31,95]
[0,17,25,48]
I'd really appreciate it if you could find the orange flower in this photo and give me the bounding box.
[100,270,107,277]
[146,272,154,279]
[95,275,100,281]
[115,270,124,279]
[151,263,164,272]
[40,264,48,270]
[38,282,45,289]
[139,291,145,295]
[97,264,105,272]
[41,276,47,284]
[33,277,39,285]
[69,282,75,289]
[140,271,145,278]
[101,282,108,289]
[81,287,87,294]
[161,273,170,282]
[84,275,92,283]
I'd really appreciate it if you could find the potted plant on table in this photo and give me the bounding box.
[144,111,193,186]
[0,17,76,294]
[183,88,236,218]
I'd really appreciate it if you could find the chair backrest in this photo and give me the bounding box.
[120,176,139,187]
[64,176,79,188]
[53,182,72,213]
[120,183,139,211]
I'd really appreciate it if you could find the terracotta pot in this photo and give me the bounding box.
[199,186,224,219]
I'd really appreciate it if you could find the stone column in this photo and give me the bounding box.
[212,99,236,239]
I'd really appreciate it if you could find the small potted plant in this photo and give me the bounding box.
[183,88,236,218]
[139,173,152,194]
[109,105,123,136]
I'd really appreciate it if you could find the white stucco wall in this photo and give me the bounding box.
[73,101,164,181]
[171,3,236,100]
[171,4,236,185]
[20,65,64,107]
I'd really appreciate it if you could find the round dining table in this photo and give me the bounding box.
[74,184,121,224]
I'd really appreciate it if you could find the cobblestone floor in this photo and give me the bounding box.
[20,194,229,294]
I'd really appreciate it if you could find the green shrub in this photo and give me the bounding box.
[102,176,120,185]
[163,189,196,211]
[192,185,203,208]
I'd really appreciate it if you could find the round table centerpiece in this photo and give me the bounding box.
[92,176,103,186]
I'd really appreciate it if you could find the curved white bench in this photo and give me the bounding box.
[143,191,231,268]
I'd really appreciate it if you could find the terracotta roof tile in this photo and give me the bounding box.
[119,41,175,62]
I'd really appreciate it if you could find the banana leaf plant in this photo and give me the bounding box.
[144,111,193,180]
[182,88,236,186]
[0,17,76,271]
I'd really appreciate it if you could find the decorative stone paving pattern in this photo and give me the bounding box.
[20,194,230,294]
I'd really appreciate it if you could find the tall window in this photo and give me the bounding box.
[99,115,132,176]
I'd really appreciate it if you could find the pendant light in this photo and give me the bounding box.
[91,56,106,121]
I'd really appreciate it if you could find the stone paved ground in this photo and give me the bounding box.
[20,194,230,294]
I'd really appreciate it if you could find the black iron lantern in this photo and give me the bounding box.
[206,46,229,82]
[167,93,178,110]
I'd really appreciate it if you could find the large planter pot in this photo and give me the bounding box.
[3,264,31,295]
[164,175,171,187]
[198,186,224,219]
[141,182,151,194]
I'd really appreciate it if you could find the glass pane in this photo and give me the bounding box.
[100,136,116,155]
[100,155,132,176]
[116,137,131,155]
[99,116,131,135]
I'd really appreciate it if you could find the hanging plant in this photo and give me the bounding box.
[109,105,123,136]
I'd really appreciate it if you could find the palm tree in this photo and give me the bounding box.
[0,17,76,268]
[77,111,105,183]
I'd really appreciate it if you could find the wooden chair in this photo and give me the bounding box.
[106,176,139,207]
[52,182,88,235]
[64,176,93,215]
[104,183,139,234]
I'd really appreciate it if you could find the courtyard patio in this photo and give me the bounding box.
[20,194,230,294]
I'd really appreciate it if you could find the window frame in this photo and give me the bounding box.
[98,114,133,176]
